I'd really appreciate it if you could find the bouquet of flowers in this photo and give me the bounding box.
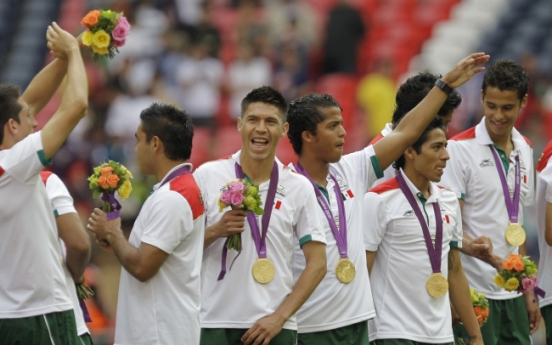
[470,288,489,325]
[494,254,539,293]
[89,160,133,221]
[80,9,130,60]
[218,179,264,251]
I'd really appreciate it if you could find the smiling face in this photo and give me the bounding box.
[306,106,346,164]
[238,102,288,164]
[481,86,527,142]
[410,127,450,183]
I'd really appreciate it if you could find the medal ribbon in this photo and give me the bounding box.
[489,146,520,223]
[217,162,279,280]
[158,165,192,188]
[295,163,348,258]
[396,171,443,274]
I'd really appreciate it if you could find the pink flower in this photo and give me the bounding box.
[228,181,245,193]
[521,277,536,292]
[230,191,244,206]
[111,37,126,47]
[220,190,232,205]
[111,16,130,43]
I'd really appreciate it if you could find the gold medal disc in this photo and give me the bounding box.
[252,258,275,284]
[426,273,448,298]
[505,223,526,247]
[335,258,356,284]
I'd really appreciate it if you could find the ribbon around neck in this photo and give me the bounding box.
[295,162,348,258]
[396,171,443,274]
[489,146,521,223]
[217,162,279,280]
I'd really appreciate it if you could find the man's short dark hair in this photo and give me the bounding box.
[482,59,529,101]
[393,116,445,170]
[140,103,194,161]
[0,84,22,145]
[241,86,288,121]
[391,73,461,128]
[287,93,342,155]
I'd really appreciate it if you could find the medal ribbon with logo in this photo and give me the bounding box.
[488,146,526,246]
[396,171,448,298]
[295,163,355,283]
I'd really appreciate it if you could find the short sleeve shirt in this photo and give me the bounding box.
[440,117,534,299]
[194,152,326,330]
[369,123,395,187]
[537,140,552,308]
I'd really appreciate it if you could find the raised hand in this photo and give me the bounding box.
[442,52,490,89]
[46,22,79,59]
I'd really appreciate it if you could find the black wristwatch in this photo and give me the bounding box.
[434,79,453,95]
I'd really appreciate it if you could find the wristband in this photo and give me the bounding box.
[435,79,453,95]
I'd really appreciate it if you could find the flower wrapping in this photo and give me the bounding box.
[494,254,541,295]
[88,161,133,222]
[218,179,264,251]
[80,9,130,60]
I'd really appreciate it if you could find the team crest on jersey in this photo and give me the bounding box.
[276,185,285,197]
[403,210,415,217]
[337,178,348,189]
[479,159,494,168]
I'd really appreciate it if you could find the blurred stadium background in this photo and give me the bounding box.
[1,0,551,343]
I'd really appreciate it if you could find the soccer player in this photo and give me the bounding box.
[536,140,552,344]
[365,117,483,345]
[41,171,93,344]
[0,23,88,344]
[285,53,489,345]
[441,59,538,344]
[87,103,205,345]
[194,86,327,345]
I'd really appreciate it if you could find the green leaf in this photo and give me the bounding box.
[93,190,101,199]
[254,207,265,215]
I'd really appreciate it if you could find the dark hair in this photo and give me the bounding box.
[287,93,342,155]
[393,116,445,170]
[0,84,22,145]
[391,73,461,128]
[140,103,194,161]
[482,59,528,101]
[241,86,288,121]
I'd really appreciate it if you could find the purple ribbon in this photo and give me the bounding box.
[533,286,546,302]
[101,193,121,221]
[295,162,348,258]
[158,165,192,188]
[79,299,92,323]
[489,146,521,224]
[396,171,443,274]
[217,162,279,280]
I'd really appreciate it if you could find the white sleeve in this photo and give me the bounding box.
[0,131,50,184]
[452,199,463,248]
[440,141,468,200]
[140,192,193,254]
[193,167,211,225]
[524,147,535,206]
[363,192,389,251]
[294,179,326,247]
[546,162,552,204]
[339,145,384,192]
[44,173,76,216]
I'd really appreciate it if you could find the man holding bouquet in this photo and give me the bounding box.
[0,23,88,344]
[285,53,488,345]
[194,86,327,345]
[88,103,205,345]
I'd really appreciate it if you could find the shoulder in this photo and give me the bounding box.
[450,127,476,142]
[195,156,233,177]
[537,140,552,173]
[368,177,400,195]
[164,174,205,220]
[437,186,459,202]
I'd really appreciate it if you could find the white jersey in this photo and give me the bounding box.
[369,123,395,187]
[364,172,463,343]
[291,145,383,333]
[114,163,205,345]
[537,141,552,308]
[0,131,72,318]
[194,152,326,330]
[440,117,534,299]
[41,171,89,336]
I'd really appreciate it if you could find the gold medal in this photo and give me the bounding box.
[505,222,526,246]
[335,258,356,284]
[426,273,448,298]
[252,258,275,284]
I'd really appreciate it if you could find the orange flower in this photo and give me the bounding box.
[98,176,109,189]
[474,306,489,325]
[503,260,514,270]
[513,260,525,272]
[508,253,521,261]
[107,174,119,188]
[81,10,101,29]
[100,166,114,176]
